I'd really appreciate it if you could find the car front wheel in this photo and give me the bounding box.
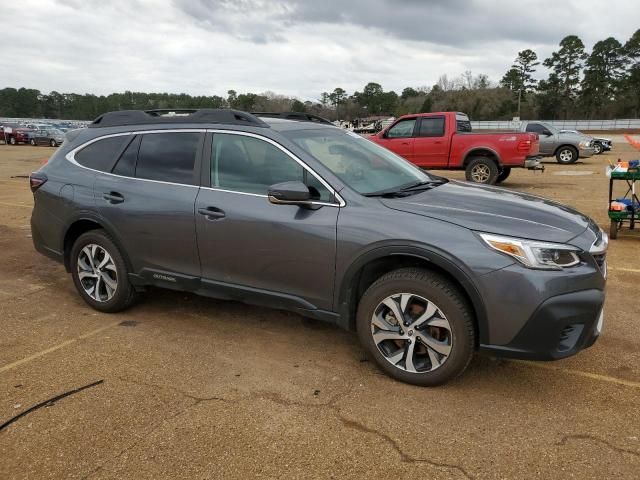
[556,146,578,164]
[593,142,603,155]
[30,139,37,146]
[70,230,137,313]
[357,268,475,386]
[50,139,57,147]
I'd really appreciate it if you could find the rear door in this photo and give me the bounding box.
[90,130,204,282]
[194,131,340,311]
[380,118,417,160]
[412,116,448,167]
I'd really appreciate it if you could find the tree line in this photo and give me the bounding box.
[1,29,638,122]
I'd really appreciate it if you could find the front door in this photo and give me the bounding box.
[195,132,340,311]
[380,117,417,161]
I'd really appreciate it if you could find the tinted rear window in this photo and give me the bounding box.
[418,117,445,137]
[136,132,200,185]
[75,136,129,171]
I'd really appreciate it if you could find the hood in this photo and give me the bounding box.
[381,181,591,243]
[558,131,591,142]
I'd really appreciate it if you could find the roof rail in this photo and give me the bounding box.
[88,109,269,128]
[253,112,333,125]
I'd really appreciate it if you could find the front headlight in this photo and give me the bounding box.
[579,140,591,148]
[479,233,580,270]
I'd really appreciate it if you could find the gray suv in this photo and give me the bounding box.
[30,109,608,386]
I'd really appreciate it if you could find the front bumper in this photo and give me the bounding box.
[480,289,604,360]
[579,146,596,158]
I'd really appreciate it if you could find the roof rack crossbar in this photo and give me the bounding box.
[89,109,269,128]
[253,112,333,125]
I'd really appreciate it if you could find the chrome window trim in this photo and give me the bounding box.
[65,129,345,207]
[206,129,345,207]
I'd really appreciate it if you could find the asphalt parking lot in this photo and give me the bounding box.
[1,139,639,479]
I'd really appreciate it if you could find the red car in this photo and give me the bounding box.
[1,123,33,145]
[368,112,543,184]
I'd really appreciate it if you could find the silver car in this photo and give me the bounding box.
[520,121,595,164]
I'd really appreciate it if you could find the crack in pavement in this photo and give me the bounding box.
[94,378,473,479]
[557,434,640,458]
[81,377,234,479]
[259,391,474,480]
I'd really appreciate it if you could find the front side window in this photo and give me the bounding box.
[136,132,200,185]
[75,135,129,172]
[386,119,416,138]
[283,128,433,195]
[418,117,445,137]
[211,133,333,201]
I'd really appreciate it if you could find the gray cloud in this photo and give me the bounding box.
[2,0,638,101]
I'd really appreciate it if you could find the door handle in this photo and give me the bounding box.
[434,141,443,144]
[103,192,124,204]
[401,142,410,145]
[198,206,226,220]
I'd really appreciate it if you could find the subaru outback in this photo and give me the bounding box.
[30,109,608,386]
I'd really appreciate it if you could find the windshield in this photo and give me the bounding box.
[282,128,433,195]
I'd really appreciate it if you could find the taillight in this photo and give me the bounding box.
[517,140,532,153]
[29,172,47,192]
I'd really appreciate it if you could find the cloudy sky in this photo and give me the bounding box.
[3,0,638,101]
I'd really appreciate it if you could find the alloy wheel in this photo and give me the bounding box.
[77,244,118,302]
[471,164,491,183]
[559,149,573,162]
[371,293,452,373]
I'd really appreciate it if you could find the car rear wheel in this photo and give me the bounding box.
[9,136,16,145]
[357,268,475,386]
[50,139,57,147]
[593,142,603,155]
[30,139,37,146]
[496,167,511,184]
[70,230,137,313]
[556,146,578,164]
[465,157,499,184]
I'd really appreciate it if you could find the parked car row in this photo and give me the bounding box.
[1,123,68,147]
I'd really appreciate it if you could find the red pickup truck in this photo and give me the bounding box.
[368,112,542,184]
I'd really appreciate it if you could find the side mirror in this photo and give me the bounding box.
[380,130,388,138]
[268,181,312,206]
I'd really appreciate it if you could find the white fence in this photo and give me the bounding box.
[472,119,640,131]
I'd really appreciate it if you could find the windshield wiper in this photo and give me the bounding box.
[363,179,447,198]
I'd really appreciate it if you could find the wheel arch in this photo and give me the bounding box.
[336,245,488,346]
[62,213,134,273]
[462,148,501,168]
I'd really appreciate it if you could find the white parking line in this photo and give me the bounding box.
[0,320,122,374]
[516,360,640,389]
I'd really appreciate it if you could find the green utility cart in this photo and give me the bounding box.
[608,168,640,239]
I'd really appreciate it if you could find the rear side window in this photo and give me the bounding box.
[75,136,129,172]
[136,132,201,185]
[418,117,445,137]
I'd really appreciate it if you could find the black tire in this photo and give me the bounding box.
[496,167,511,184]
[609,219,618,240]
[70,229,137,313]
[50,139,57,147]
[9,136,16,145]
[555,146,578,164]
[465,157,499,184]
[30,139,36,146]
[593,142,603,155]
[356,268,475,386]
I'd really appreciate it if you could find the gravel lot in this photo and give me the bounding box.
[0,138,639,479]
